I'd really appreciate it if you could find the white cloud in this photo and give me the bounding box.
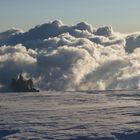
[95,26,114,37]
[1,20,140,91]
[125,32,140,53]
[0,44,37,88]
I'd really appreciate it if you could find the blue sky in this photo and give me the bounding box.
[0,0,140,32]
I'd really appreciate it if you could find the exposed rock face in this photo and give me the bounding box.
[11,74,39,92]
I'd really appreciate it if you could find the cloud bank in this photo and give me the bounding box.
[1,20,140,91]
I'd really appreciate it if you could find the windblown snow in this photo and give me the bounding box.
[0,91,140,140]
[1,20,140,91]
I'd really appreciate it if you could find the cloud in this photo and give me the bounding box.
[125,32,140,53]
[0,44,37,88]
[1,20,140,91]
[4,20,94,47]
[0,28,23,45]
[95,26,114,37]
[75,22,94,33]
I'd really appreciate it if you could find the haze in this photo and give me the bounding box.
[0,0,140,33]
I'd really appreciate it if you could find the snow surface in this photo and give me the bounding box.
[0,91,140,140]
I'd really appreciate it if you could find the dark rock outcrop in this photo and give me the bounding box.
[11,74,39,92]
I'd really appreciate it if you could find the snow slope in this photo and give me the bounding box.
[0,91,140,140]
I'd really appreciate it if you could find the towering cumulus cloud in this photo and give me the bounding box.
[1,20,140,91]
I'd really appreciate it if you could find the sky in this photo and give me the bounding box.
[0,0,140,33]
